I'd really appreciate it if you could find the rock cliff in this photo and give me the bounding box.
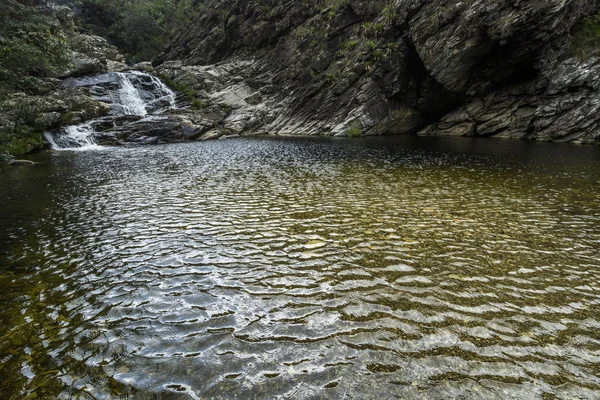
[157,0,600,144]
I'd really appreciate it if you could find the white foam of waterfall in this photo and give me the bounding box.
[129,70,177,111]
[45,122,104,151]
[46,71,178,150]
[117,73,148,116]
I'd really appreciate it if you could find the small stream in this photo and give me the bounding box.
[1,136,600,399]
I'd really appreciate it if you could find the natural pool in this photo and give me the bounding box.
[1,136,599,399]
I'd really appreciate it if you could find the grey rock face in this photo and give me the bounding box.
[408,0,596,95]
[132,62,154,72]
[421,58,600,144]
[61,32,129,78]
[157,0,600,144]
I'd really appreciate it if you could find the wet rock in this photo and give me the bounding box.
[91,117,187,145]
[9,159,35,166]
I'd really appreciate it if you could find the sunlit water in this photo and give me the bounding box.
[1,136,600,399]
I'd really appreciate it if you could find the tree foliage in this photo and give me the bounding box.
[570,13,600,59]
[0,0,71,84]
[77,0,203,62]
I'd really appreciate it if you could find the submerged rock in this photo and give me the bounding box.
[9,159,35,166]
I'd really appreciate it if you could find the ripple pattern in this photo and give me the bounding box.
[1,137,599,399]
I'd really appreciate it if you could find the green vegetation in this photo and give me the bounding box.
[159,75,207,110]
[570,13,600,59]
[325,71,338,83]
[382,2,396,26]
[346,125,362,138]
[0,126,44,159]
[0,0,74,160]
[0,0,71,86]
[0,97,52,159]
[76,0,203,62]
[321,0,348,15]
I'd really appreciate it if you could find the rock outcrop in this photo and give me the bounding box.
[0,5,130,159]
[52,4,130,78]
[157,0,600,144]
[64,33,129,77]
[0,79,111,157]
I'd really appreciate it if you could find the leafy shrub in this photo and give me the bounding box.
[570,13,600,59]
[325,72,338,83]
[346,125,362,137]
[382,3,396,26]
[77,0,203,62]
[159,74,207,109]
[191,98,208,110]
[0,0,72,84]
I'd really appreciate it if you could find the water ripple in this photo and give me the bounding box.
[1,136,600,398]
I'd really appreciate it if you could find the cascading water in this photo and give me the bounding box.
[45,71,177,150]
[117,73,149,116]
[44,122,104,151]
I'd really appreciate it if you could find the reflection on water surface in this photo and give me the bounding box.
[1,136,599,399]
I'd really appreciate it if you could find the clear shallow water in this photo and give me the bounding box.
[1,136,600,399]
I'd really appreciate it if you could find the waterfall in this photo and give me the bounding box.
[46,71,177,150]
[44,122,102,151]
[131,71,177,111]
[117,73,149,116]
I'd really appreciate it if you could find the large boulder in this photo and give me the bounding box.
[60,33,129,78]
[1,86,109,129]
